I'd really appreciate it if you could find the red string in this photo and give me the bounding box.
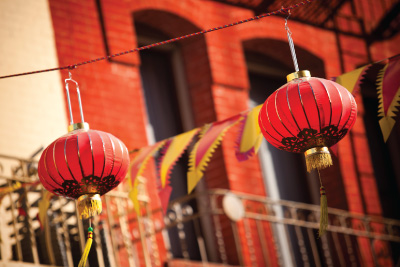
[0,0,314,79]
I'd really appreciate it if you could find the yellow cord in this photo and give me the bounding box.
[319,186,328,237]
[78,227,93,267]
[318,170,328,237]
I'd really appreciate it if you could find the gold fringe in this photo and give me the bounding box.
[78,227,93,267]
[319,186,328,237]
[77,194,102,220]
[305,151,333,173]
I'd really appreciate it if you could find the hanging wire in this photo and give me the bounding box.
[0,0,314,80]
[285,11,300,72]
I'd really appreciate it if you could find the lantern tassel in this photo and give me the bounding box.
[319,186,328,237]
[77,194,102,220]
[78,227,93,267]
[305,147,333,172]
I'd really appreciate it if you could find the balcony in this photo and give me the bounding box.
[1,154,400,266]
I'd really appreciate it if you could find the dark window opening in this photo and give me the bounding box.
[135,21,201,261]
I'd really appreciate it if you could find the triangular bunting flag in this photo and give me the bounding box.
[159,128,199,188]
[128,141,165,213]
[335,65,368,94]
[158,185,173,214]
[235,105,263,161]
[38,190,52,230]
[129,178,140,214]
[129,141,166,187]
[187,114,242,193]
[0,181,21,195]
[376,55,400,141]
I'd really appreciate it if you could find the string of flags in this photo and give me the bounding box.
[127,54,400,211]
[2,53,399,225]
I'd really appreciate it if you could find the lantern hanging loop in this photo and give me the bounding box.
[65,70,89,132]
[285,11,299,72]
[65,70,85,124]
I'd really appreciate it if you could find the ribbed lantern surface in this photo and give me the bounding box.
[38,129,129,199]
[258,76,357,154]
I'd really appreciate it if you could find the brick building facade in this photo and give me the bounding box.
[0,0,399,266]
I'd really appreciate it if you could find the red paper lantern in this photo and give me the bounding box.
[38,75,129,220]
[258,70,357,172]
[38,128,129,218]
[37,74,130,267]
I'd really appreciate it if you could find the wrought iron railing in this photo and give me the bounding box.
[1,154,399,266]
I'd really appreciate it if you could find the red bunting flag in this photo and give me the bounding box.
[128,141,166,213]
[158,185,173,214]
[187,115,242,193]
[129,141,166,187]
[377,55,400,141]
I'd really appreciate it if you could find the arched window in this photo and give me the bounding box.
[134,10,214,261]
[134,10,200,201]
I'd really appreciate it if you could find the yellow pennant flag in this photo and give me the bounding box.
[0,181,21,196]
[0,181,22,206]
[335,65,367,94]
[38,190,52,229]
[187,114,242,193]
[129,178,140,214]
[159,128,199,188]
[235,105,263,161]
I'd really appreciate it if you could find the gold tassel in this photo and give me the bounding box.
[78,227,93,267]
[319,186,328,237]
[304,147,333,172]
[77,194,102,219]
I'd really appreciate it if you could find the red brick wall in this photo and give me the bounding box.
[48,0,398,266]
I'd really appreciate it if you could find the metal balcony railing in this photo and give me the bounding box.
[1,154,400,266]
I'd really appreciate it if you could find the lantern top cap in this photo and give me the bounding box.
[68,122,90,132]
[287,70,311,82]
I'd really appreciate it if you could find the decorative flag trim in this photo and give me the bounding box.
[187,115,242,193]
[235,105,263,162]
